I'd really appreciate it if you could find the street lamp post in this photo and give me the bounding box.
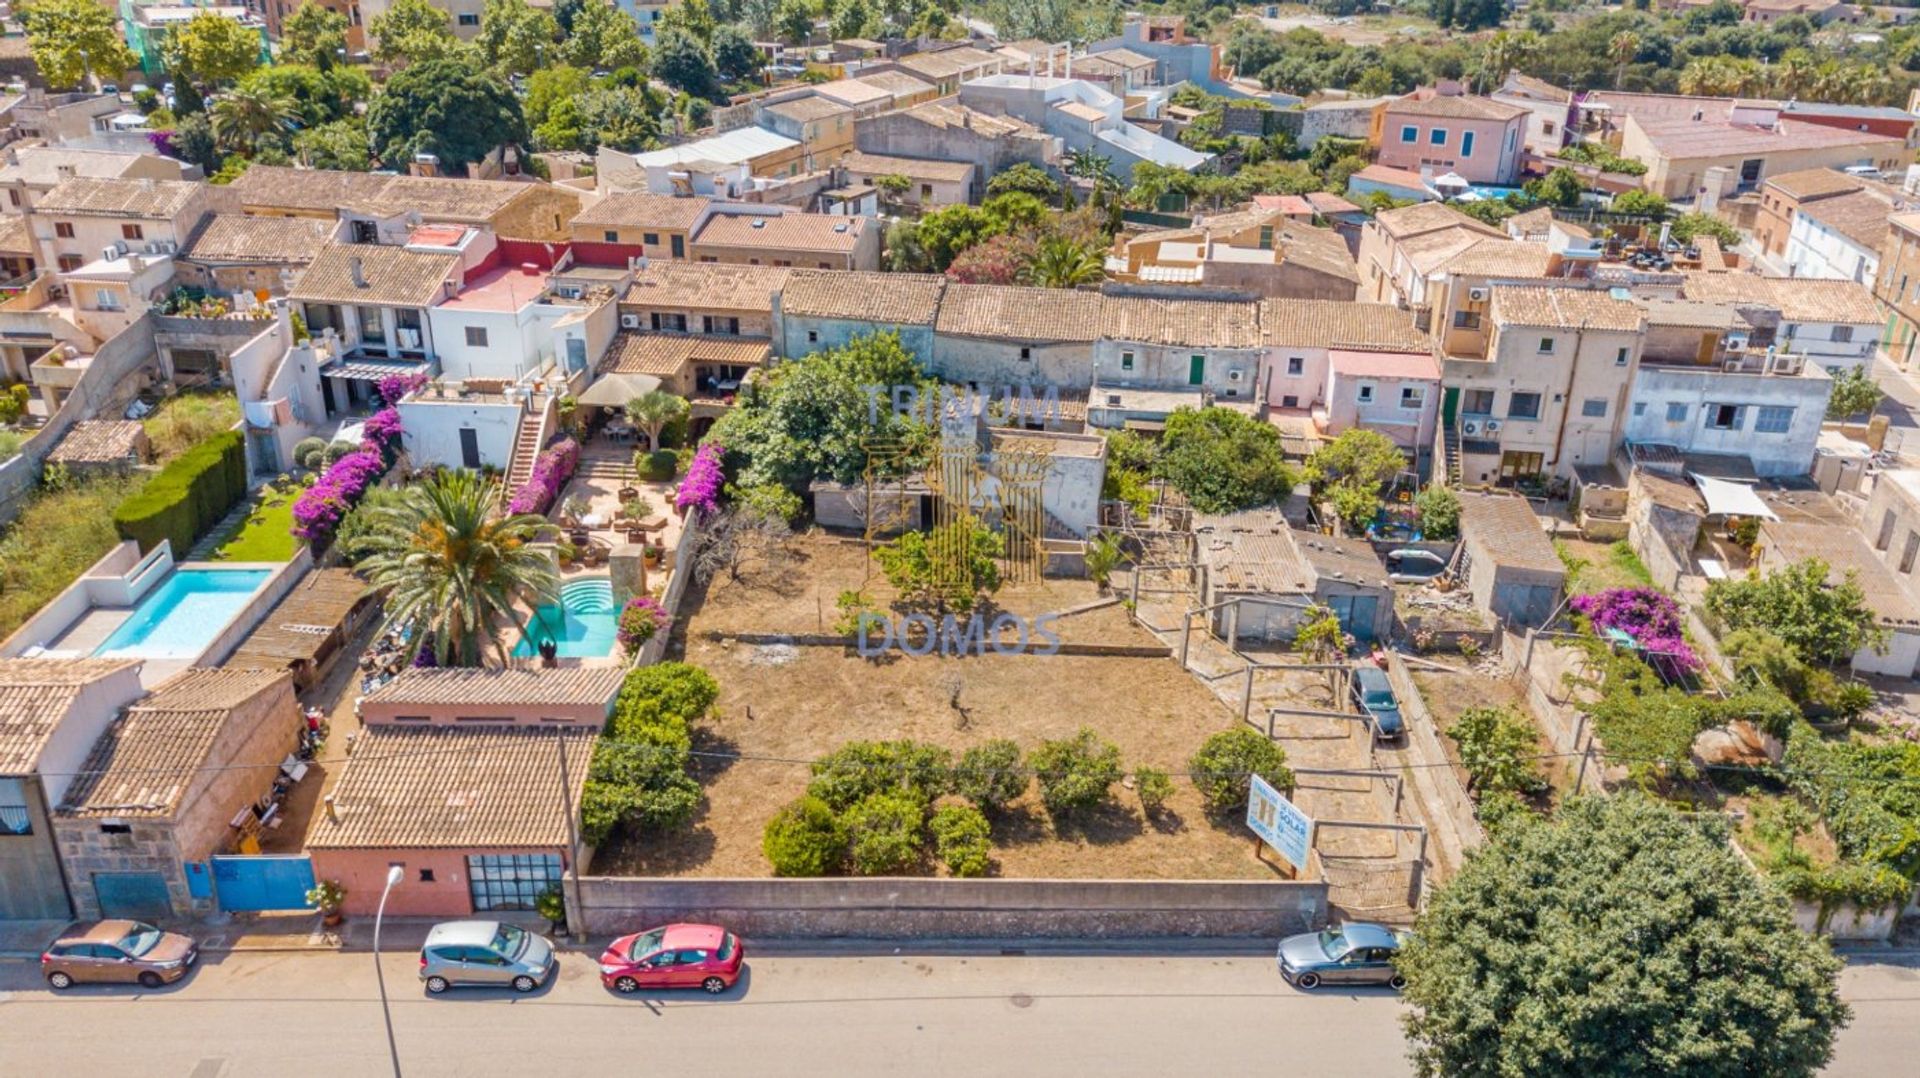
[373,864,405,1078]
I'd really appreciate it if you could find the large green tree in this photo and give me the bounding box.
[1156,407,1296,514]
[293,119,372,170]
[1705,559,1887,665]
[367,57,529,171]
[163,10,264,91]
[712,22,764,82]
[349,469,559,667]
[477,0,560,76]
[210,85,296,154]
[239,64,368,128]
[278,0,349,69]
[368,0,462,67]
[17,0,139,91]
[564,0,651,71]
[1400,794,1848,1077]
[653,28,718,97]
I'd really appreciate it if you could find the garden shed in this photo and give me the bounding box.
[1456,493,1565,628]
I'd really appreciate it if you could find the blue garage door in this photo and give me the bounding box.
[212,855,316,911]
[93,872,174,920]
[1325,594,1380,643]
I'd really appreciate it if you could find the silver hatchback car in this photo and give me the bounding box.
[419,921,556,994]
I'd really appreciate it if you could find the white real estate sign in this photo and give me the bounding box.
[1246,774,1314,871]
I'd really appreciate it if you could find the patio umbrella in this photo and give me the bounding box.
[576,371,662,407]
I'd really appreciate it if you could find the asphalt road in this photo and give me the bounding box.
[0,948,1912,1077]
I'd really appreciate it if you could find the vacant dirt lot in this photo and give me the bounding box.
[594,533,1287,881]
[1411,667,1578,800]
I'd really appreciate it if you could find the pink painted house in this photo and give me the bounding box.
[1323,349,1441,452]
[1374,87,1528,187]
[357,667,623,728]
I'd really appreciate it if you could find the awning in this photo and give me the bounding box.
[1691,474,1778,521]
[576,371,662,407]
[322,357,431,382]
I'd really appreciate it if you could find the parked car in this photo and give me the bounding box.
[1384,548,1447,583]
[1350,665,1404,741]
[598,923,744,995]
[42,920,198,990]
[418,921,556,994]
[1277,922,1410,990]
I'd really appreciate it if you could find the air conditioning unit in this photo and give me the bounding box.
[1227,368,1244,382]
[146,240,177,255]
[1771,353,1803,375]
[620,313,642,329]
[1462,420,1480,436]
[1467,287,1488,302]
[101,242,125,261]
[1484,419,1502,433]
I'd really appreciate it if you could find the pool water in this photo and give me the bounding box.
[94,568,273,659]
[514,578,619,659]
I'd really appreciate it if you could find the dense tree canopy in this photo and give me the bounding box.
[368,0,463,68]
[18,0,138,91]
[163,10,264,90]
[367,57,529,171]
[278,1,349,69]
[1400,794,1849,1078]
[1156,407,1296,514]
[1705,559,1886,665]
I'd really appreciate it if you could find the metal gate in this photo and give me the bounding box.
[211,855,316,911]
[93,872,174,920]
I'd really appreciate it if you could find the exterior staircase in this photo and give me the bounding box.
[1443,423,1463,487]
[503,410,546,495]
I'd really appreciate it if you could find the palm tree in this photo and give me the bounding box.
[1608,31,1640,91]
[1477,31,1537,95]
[210,87,296,154]
[351,470,559,667]
[626,390,690,452]
[1021,235,1104,289]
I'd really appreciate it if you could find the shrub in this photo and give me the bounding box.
[808,739,953,811]
[763,795,849,876]
[844,790,928,875]
[292,436,327,470]
[322,439,361,466]
[1448,707,1545,798]
[1414,485,1460,540]
[508,438,581,515]
[1028,727,1124,817]
[583,662,718,845]
[615,596,671,656]
[614,662,718,727]
[954,739,1026,814]
[291,448,385,543]
[113,430,247,554]
[675,441,725,515]
[1134,766,1174,816]
[1188,728,1293,815]
[637,448,678,481]
[930,804,993,878]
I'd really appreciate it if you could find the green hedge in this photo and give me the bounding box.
[113,430,247,555]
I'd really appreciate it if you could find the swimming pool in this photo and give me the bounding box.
[94,568,273,659]
[514,577,619,659]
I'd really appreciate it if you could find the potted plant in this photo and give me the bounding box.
[555,540,578,567]
[644,541,664,567]
[535,885,568,935]
[307,879,347,926]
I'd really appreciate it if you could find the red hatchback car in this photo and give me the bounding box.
[599,923,743,995]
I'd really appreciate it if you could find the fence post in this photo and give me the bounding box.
[1180,614,1192,671]
[1242,665,1255,724]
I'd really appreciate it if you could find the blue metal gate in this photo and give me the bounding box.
[211,855,316,911]
[93,872,174,920]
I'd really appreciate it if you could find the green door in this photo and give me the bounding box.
[1442,386,1460,427]
[1188,355,1205,385]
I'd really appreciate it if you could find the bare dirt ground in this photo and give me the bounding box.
[594,532,1285,880]
[1411,668,1578,801]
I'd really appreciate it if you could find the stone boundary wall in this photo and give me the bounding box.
[573,875,1330,939]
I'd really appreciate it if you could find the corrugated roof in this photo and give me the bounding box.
[57,669,293,819]
[1295,531,1390,589]
[572,193,709,231]
[306,724,597,849]
[604,331,771,376]
[227,569,377,672]
[781,269,945,323]
[1629,115,1899,160]
[362,668,625,710]
[630,127,800,169]
[289,244,459,307]
[37,177,201,218]
[935,284,1102,342]
[621,261,789,313]
[0,659,140,774]
[1459,493,1563,574]
[1193,510,1313,594]
[181,214,333,264]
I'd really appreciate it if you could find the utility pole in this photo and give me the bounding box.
[556,727,586,945]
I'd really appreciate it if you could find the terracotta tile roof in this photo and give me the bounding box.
[0,147,164,186]
[0,659,141,774]
[1490,286,1646,332]
[306,724,597,849]
[1762,167,1868,201]
[181,214,333,264]
[894,102,1035,139]
[1102,293,1264,348]
[622,261,789,314]
[289,244,459,307]
[1459,493,1564,575]
[1439,237,1558,279]
[1264,299,1428,351]
[1680,272,1881,324]
[935,284,1103,342]
[781,269,945,323]
[839,151,974,184]
[764,95,854,124]
[37,177,202,219]
[1629,115,1900,160]
[1762,520,1920,626]
[1792,187,1895,252]
[604,331,771,376]
[891,46,1001,81]
[572,193,709,231]
[1092,47,1156,69]
[1373,201,1503,241]
[227,166,558,223]
[57,669,293,819]
[46,420,146,465]
[813,78,895,107]
[1498,73,1571,104]
[0,213,27,255]
[1388,93,1527,123]
[848,71,936,100]
[362,668,625,711]
[1399,228,1501,276]
[693,211,869,254]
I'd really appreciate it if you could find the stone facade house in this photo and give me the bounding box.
[1456,493,1566,627]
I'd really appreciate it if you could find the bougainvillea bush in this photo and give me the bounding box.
[361,407,404,460]
[675,442,724,516]
[1571,587,1701,679]
[616,596,672,656]
[507,438,581,516]
[376,372,428,406]
[291,448,386,542]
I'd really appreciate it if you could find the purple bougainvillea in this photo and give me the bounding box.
[675,443,724,516]
[615,596,671,656]
[292,448,386,542]
[1571,587,1701,679]
[507,438,580,516]
[376,372,428,407]
[361,407,404,456]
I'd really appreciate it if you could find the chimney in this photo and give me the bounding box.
[323,794,339,824]
[349,256,367,288]
[54,163,75,180]
[138,177,155,192]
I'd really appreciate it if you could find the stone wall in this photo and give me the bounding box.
[0,315,158,525]
[572,875,1330,938]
